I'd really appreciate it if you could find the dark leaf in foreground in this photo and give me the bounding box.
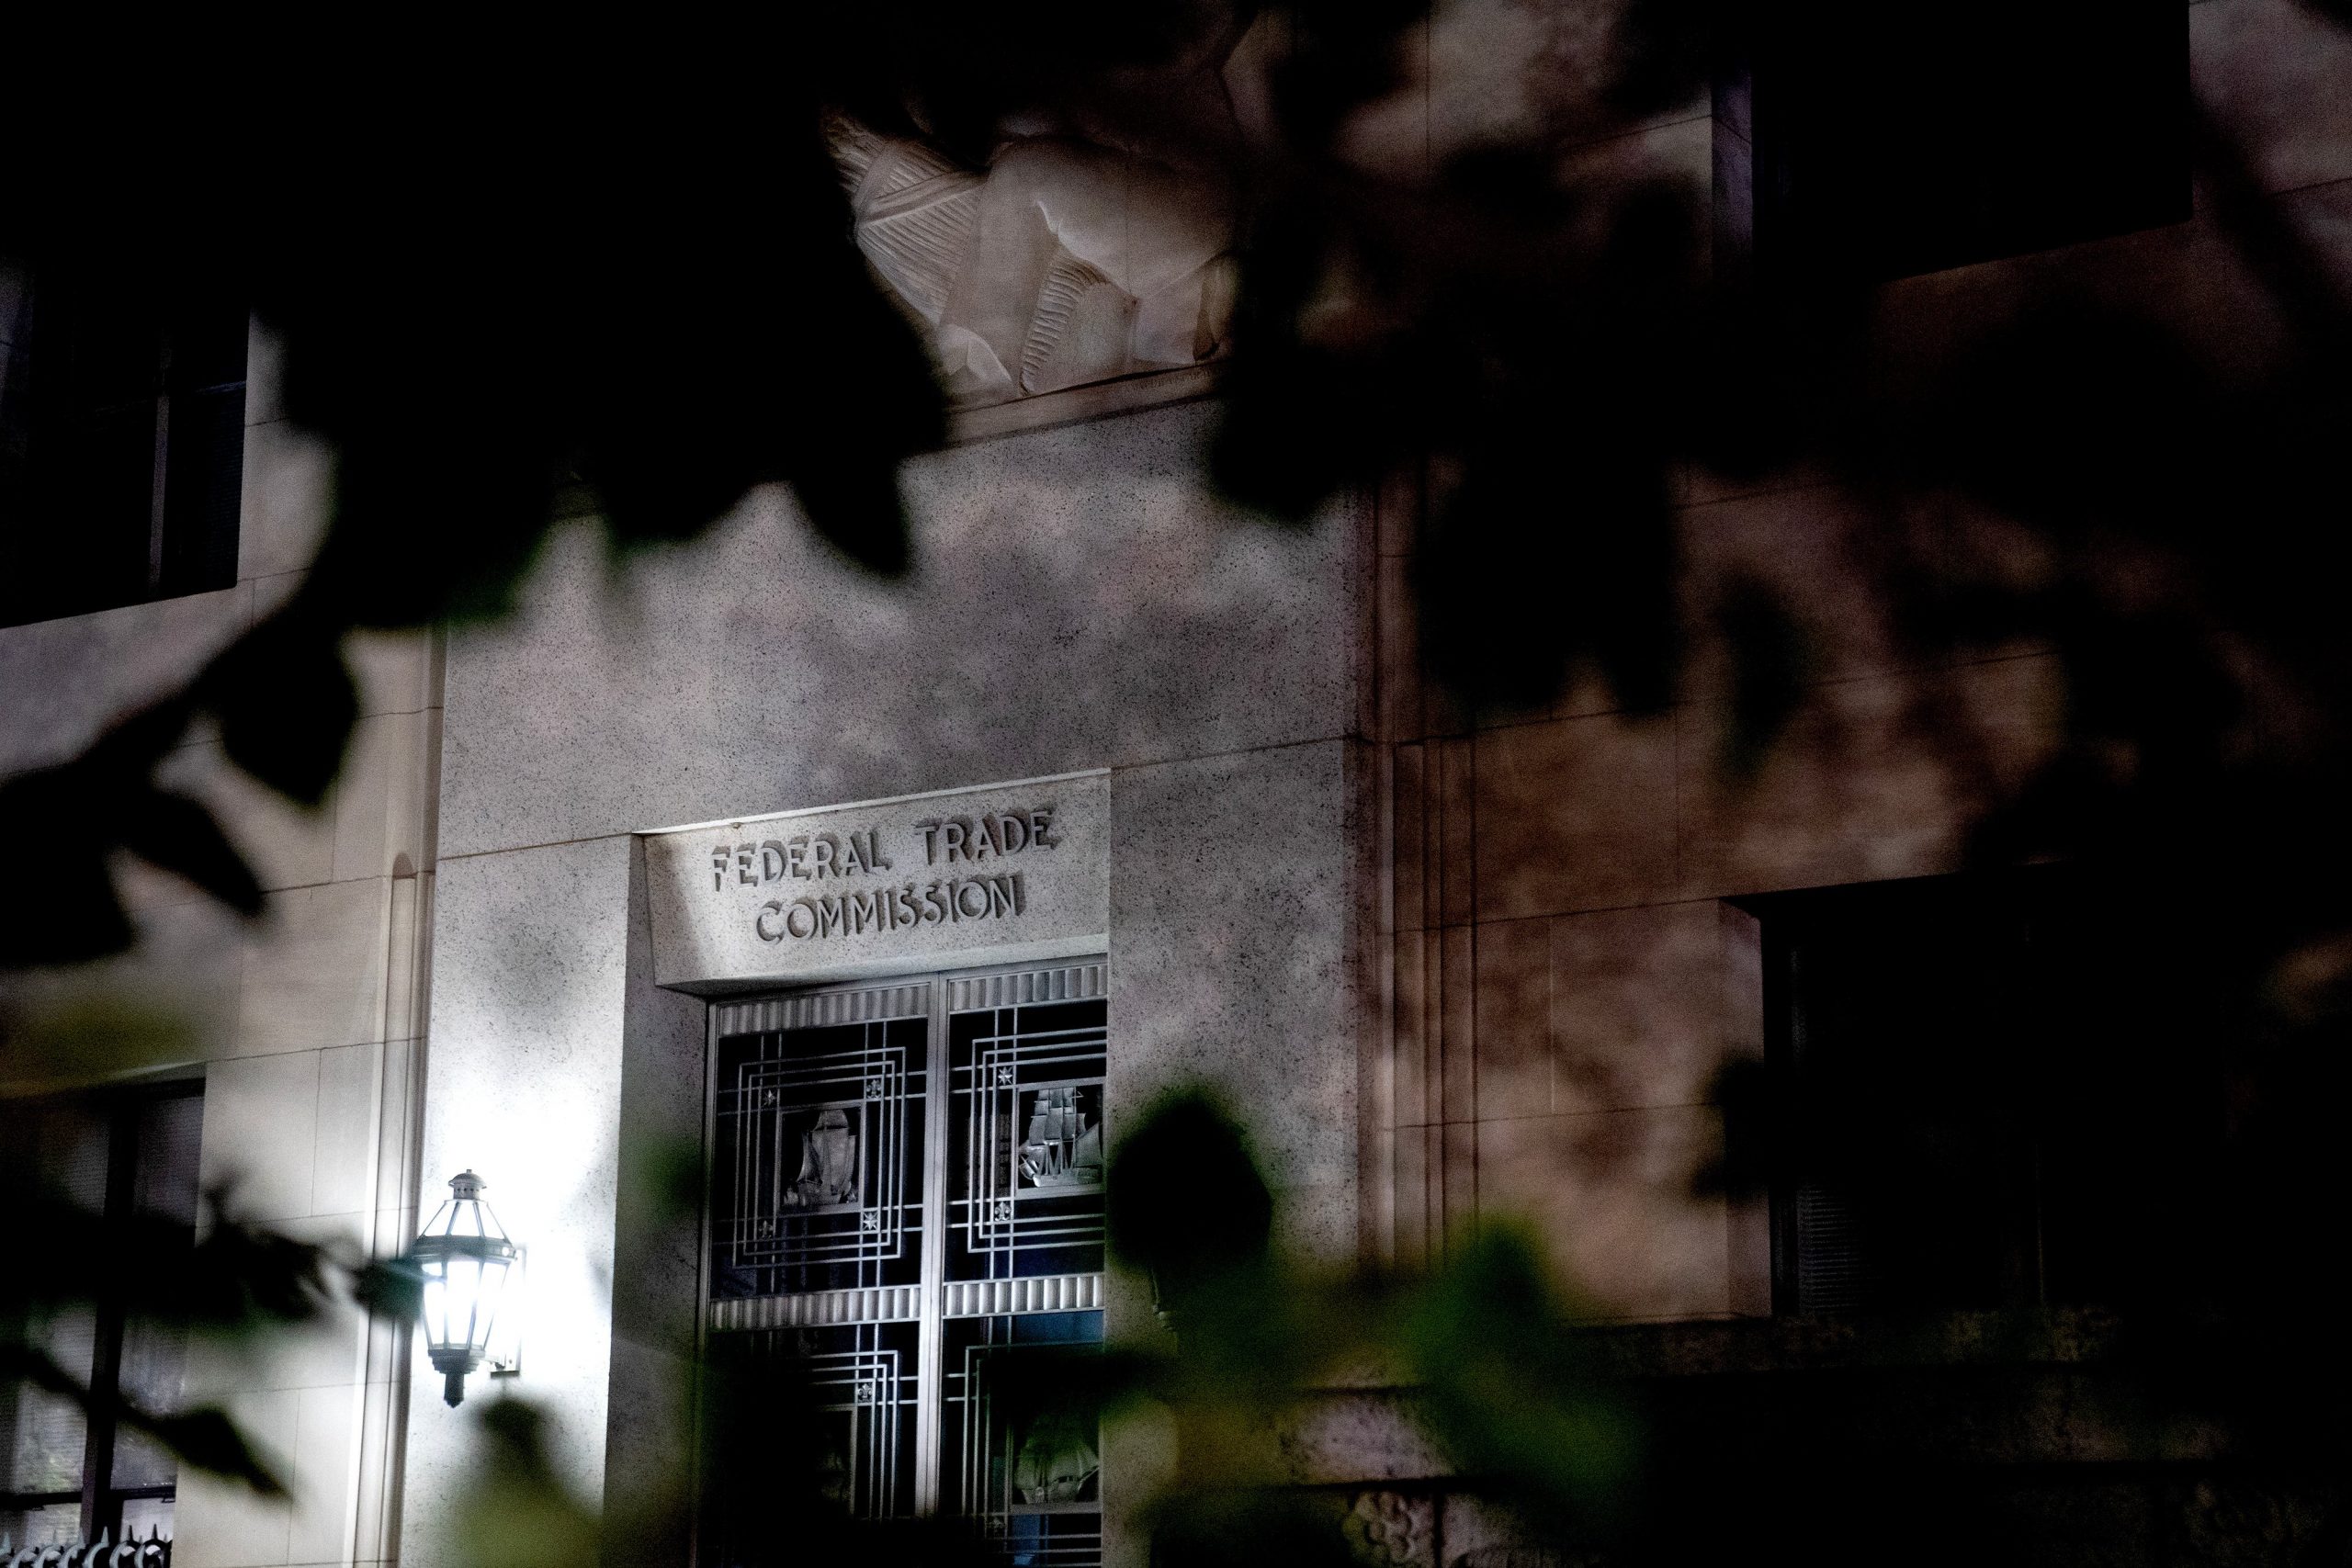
[141,1407,289,1496]
[120,789,266,917]
[1107,1090,1273,1313]
[353,1257,425,1322]
[195,604,356,807]
[0,1345,284,1495]
[0,764,137,964]
[1401,1229,1639,1540]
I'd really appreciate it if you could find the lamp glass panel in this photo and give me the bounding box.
[471,1256,511,1355]
[422,1272,447,1349]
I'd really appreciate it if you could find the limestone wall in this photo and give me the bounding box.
[398,396,1372,1563]
[0,321,439,1568]
[1360,0,2352,1325]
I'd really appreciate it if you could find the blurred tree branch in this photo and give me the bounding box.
[4,6,2352,1557]
[1,2,2347,977]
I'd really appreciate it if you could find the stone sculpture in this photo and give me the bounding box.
[781,1107,859,1209]
[1013,1408,1102,1506]
[1019,1086,1103,1188]
[831,115,1236,403]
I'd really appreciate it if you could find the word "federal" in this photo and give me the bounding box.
[711,829,892,890]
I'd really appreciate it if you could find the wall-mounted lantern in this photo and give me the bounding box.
[411,1170,520,1407]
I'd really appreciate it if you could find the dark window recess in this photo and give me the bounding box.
[1747,1,2190,282]
[0,1082,204,1551]
[0,265,245,627]
[1750,872,2223,1317]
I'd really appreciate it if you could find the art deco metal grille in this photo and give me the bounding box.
[710,1007,927,1301]
[704,962,1108,1568]
[946,984,1107,1283]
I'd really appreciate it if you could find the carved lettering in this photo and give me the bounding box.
[729,808,1056,889]
[746,873,1032,943]
[711,794,1074,949]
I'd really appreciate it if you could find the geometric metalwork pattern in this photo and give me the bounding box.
[705,961,1107,1567]
[708,1284,922,1331]
[732,1322,921,1521]
[944,1312,1104,1568]
[941,1274,1104,1319]
[944,964,1107,1015]
[947,994,1107,1283]
[710,1010,927,1300]
[714,981,931,1039]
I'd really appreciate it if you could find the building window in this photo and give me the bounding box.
[1,1080,204,1553]
[1753,872,2222,1317]
[700,960,1107,1567]
[0,264,245,628]
[1747,2,2190,281]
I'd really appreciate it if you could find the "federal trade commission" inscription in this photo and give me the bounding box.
[643,773,1109,987]
[711,805,1062,944]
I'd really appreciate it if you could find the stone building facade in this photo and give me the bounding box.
[5,3,2349,1564]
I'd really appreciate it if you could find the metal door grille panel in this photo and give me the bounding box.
[710,1014,927,1300]
[722,1323,920,1521]
[947,995,1108,1281]
[944,1313,1104,1568]
[703,961,1107,1565]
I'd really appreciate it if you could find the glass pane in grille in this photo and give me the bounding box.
[712,1015,928,1300]
[947,998,1107,1281]
[943,1312,1103,1568]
